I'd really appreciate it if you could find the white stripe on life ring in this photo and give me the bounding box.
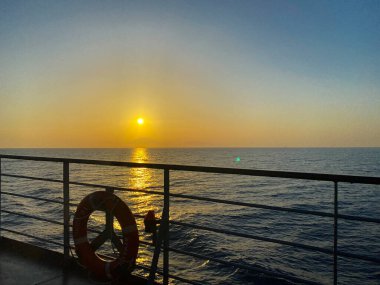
[105,261,112,279]
[122,225,137,234]
[73,236,88,245]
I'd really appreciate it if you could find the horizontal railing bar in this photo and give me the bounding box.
[3,172,379,224]
[170,192,380,224]
[70,181,380,224]
[2,173,62,184]
[3,189,76,207]
[74,236,321,285]
[69,218,380,268]
[171,220,332,255]
[171,192,333,217]
[69,182,163,205]
[0,227,64,247]
[69,181,113,189]
[169,247,320,285]
[73,240,306,285]
[337,213,380,224]
[76,220,380,264]
[130,238,380,269]
[87,232,154,248]
[1,187,76,208]
[1,154,379,184]
[171,221,380,264]
[3,173,378,224]
[78,243,323,285]
[0,175,158,207]
[1,191,63,205]
[337,250,380,264]
[3,173,379,224]
[69,181,164,197]
[46,179,380,225]
[2,209,63,226]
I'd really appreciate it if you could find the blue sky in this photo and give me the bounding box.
[1,0,379,147]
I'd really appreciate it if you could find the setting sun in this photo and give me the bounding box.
[137,118,144,125]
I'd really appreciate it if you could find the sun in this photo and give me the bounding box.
[137,118,144,125]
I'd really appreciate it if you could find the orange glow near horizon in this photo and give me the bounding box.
[1,2,379,148]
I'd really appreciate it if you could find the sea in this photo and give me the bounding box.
[0,148,379,285]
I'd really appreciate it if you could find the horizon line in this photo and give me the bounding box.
[1,146,379,149]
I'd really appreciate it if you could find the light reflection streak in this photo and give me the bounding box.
[89,213,122,231]
[87,148,159,264]
[127,148,160,215]
[127,148,161,267]
[129,148,152,190]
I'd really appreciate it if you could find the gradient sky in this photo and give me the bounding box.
[1,0,379,147]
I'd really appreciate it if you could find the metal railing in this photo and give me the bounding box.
[0,154,379,285]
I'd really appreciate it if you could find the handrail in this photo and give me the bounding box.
[1,191,63,205]
[3,172,379,224]
[1,173,63,184]
[1,154,379,184]
[0,154,379,285]
[1,209,64,226]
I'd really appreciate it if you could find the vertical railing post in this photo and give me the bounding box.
[333,181,338,285]
[63,161,70,265]
[105,187,114,235]
[148,168,170,285]
[0,157,2,238]
[163,168,170,285]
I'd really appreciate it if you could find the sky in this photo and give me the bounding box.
[0,0,379,148]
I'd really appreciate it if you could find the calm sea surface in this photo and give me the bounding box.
[0,148,379,284]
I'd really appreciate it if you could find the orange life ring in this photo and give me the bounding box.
[73,191,139,280]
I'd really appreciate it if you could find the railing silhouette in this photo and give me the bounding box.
[0,154,379,285]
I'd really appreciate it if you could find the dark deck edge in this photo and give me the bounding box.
[0,236,64,266]
[0,237,157,285]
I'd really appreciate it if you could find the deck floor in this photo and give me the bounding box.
[0,237,151,285]
[0,240,91,285]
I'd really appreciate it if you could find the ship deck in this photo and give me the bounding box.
[0,237,151,285]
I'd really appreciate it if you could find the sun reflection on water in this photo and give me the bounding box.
[86,148,162,271]
[132,147,149,163]
[127,148,162,272]
[128,148,152,190]
[127,148,162,215]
